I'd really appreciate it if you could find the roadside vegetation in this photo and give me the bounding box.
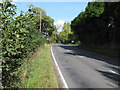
[71,2,120,59]
[1,1,57,88]
[18,44,58,88]
[58,1,120,59]
[56,22,77,44]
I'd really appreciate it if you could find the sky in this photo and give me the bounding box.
[14,2,88,22]
[7,0,92,32]
[13,2,89,32]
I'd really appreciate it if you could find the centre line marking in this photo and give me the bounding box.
[109,70,119,75]
[78,56,84,58]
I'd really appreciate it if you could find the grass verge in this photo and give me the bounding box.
[18,44,58,88]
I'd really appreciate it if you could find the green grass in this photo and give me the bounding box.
[18,44,58,88]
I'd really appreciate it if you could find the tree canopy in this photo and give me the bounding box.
[71,2,120,47]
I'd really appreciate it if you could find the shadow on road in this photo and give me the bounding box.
[58,44,120,85]
[59,45,119,66]
[96,70,120,86]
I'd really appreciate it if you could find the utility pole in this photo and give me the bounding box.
[39,11,42,32]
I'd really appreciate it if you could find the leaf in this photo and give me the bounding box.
[20,28,29,33]
[21,45,24,48]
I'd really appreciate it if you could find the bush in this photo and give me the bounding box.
[1,2,46,87]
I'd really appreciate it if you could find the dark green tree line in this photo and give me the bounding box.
[71,2,120,48]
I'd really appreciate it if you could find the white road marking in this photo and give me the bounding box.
[78,56,84,58]
[109,70,119,75]
[51,46,69,88]
[66,50,71,52]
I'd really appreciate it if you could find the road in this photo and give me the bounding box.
[51,44,119,88]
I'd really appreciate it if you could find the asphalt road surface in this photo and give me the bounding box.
[52,44,119,88]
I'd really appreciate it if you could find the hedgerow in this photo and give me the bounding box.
[1,1,47,87]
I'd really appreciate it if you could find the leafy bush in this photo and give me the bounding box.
[1,1,46,87]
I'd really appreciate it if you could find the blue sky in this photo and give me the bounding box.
[14,2,88,22]
[13,2,89,32]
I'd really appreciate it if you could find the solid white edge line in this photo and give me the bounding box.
[51,46,69,88]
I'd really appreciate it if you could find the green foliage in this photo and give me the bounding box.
[1,1,56,87]
[59,22,75,44]
[19,44,58,88]
[71,2,120,48]
[85,2,104,17]
[42,15,56,43]
[25,4,56,43]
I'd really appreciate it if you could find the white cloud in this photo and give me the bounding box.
[54,20,65,32]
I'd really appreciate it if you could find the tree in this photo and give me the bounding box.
[101,2,120,46]
[71,1,120,49]
[59,22,73,43]
[85,2,104,17]
[26,5,56,42]
[71,2,105,45]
